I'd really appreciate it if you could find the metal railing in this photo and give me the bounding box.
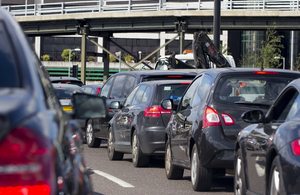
[2,0,299,16]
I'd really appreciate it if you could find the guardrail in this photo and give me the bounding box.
[2,0,299,16]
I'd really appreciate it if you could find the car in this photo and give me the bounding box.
[234,78,300,195]
[107,80,191,167]
[82,83,103,96]
[161,68,300,191]
[53,83,84,112]
[0,9,106,194]
[50,76,84,86]
[85,70,199,148]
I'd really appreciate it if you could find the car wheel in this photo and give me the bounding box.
[132,130,149,167]
[234,149,246,195]
[107,127,123,160]
[268,156,283,195]
[86,119,101,148]
[191,145,212,191]
[165,140,184,179]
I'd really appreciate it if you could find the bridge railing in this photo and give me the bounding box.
[2,0,299,16]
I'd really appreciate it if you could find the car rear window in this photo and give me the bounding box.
[0,22,20,88]
[214,74,297,105]
[54,88,82,99]
[142,75,195,82]
[155,83,190,104]
[51,80,83,87]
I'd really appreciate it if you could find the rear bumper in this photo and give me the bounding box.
[138,126,166,155]
[197,126,235,169]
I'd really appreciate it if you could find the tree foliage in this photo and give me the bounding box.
[61,49,75,62]
[41,54,51,61]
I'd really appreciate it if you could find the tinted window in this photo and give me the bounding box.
[0,22,20,88]
[110,75,126,98]
[192,74,213,107]
[54,87,82,99]
[124,86,138,106]
[214,74,293,105]
[141,86,151,104]
[101,77,114,97]
[142,75,195,82]
[132,85,147,105]
[155,84,190,105]
[179,76,203,111]
[123,75,136,97]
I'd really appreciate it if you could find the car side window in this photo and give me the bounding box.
[132,85,147,105]
[270,88,299,122]
[124,86,139,106]
[110,75,127,98]
[101,77,114,98]
[141,86,151,104]
[192,74,213,107]
[123,75,137,97]
[179,75,203,111]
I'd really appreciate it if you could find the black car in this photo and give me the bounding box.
[85,70,198,148]
[161,68,300,191]
[50,76,84,86]
[0,9,106,194]
[234,78,300,195]
[107,80,191,167]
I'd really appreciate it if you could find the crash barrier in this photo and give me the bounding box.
[2,0,299,16]
[45,66,121,81]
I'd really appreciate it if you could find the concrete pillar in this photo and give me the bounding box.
[290,30,295,70]
[34,36,41,58]
[80,33,87,84]
[97,37,103,62]
[103,35,110,81]
[159,31,166,57]
[179,31,185,54]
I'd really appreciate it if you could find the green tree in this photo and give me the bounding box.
[109,54,117,62]
[61,49,75,62]
[124,54,134,63]
[41,54,51,61]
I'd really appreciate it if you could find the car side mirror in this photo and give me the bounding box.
[241,110,265,123]
[161,99,175,111]
[110,101,122,109]
[72,93,107,119]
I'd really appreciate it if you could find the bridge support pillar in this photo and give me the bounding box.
[80,32,87,84]
[34,36,41,58]
[103,35,110,81]
[159,31,166,57]
[179,31,185,54]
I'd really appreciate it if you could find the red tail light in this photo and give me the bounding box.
[221,113,235,126]
[144,105,171,118]
[203,106,221,128]
[0,127,54,195]
[254,71,278,75]
[96,87,101,95]
[167,75,183,78]
[291,139,300,156]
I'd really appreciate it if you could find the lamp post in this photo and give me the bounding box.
[68,48,80,76]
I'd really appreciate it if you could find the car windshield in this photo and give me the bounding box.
[155,83,189,104]
[0,22,20,88]
[54,88,82,99]
[214,74,294,105]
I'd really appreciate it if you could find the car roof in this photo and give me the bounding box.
[110,70,200,77]
[50,76,81,81]
[53,83,82,90]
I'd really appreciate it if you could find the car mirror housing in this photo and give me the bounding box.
[241,110,265,123]
[161,99,174,111]
[72,93,107,119]
[110,101,122,109]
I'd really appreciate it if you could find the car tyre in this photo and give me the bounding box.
[234,148,246,195]
[107,127,124,160]
[86,119,101,148]
[165,140,184,179]
[132,130,149,167]
[268,156,283,195]
[191,145,212,191]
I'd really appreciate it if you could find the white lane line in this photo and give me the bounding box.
[93,170,135,188]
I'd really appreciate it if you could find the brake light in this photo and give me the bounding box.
[221,113,235,126]
[0,127,54,195]
[291,139,300,156]
[167,75,183,78]
[255,71,278,75]
[203,106,221,128]
[180,82,191,85]
[144,105,171,118]
[96,87,101,96]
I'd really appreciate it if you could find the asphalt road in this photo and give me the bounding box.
[83,144,234,195]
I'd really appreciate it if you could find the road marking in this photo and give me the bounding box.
[93,170,135,188]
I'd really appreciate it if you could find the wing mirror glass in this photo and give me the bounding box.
[241,110,265,123]
[110,101,122,109]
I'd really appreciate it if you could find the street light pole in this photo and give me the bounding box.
[213,0,221,50]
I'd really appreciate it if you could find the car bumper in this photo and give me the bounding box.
[138,126,166,155]
[197,126,235,169]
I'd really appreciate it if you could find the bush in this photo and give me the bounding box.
[61,49,75,62]
[41,54,51,61]
[124,54,134,63]
[109,54,117,62]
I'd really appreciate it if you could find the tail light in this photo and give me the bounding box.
[254,71,278,75]
[203,106,235,128]
[291,139,300,156]
[203,106,221,128]
[0,127,54,195]
[144,105,171,118]
[96,87,101,96]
